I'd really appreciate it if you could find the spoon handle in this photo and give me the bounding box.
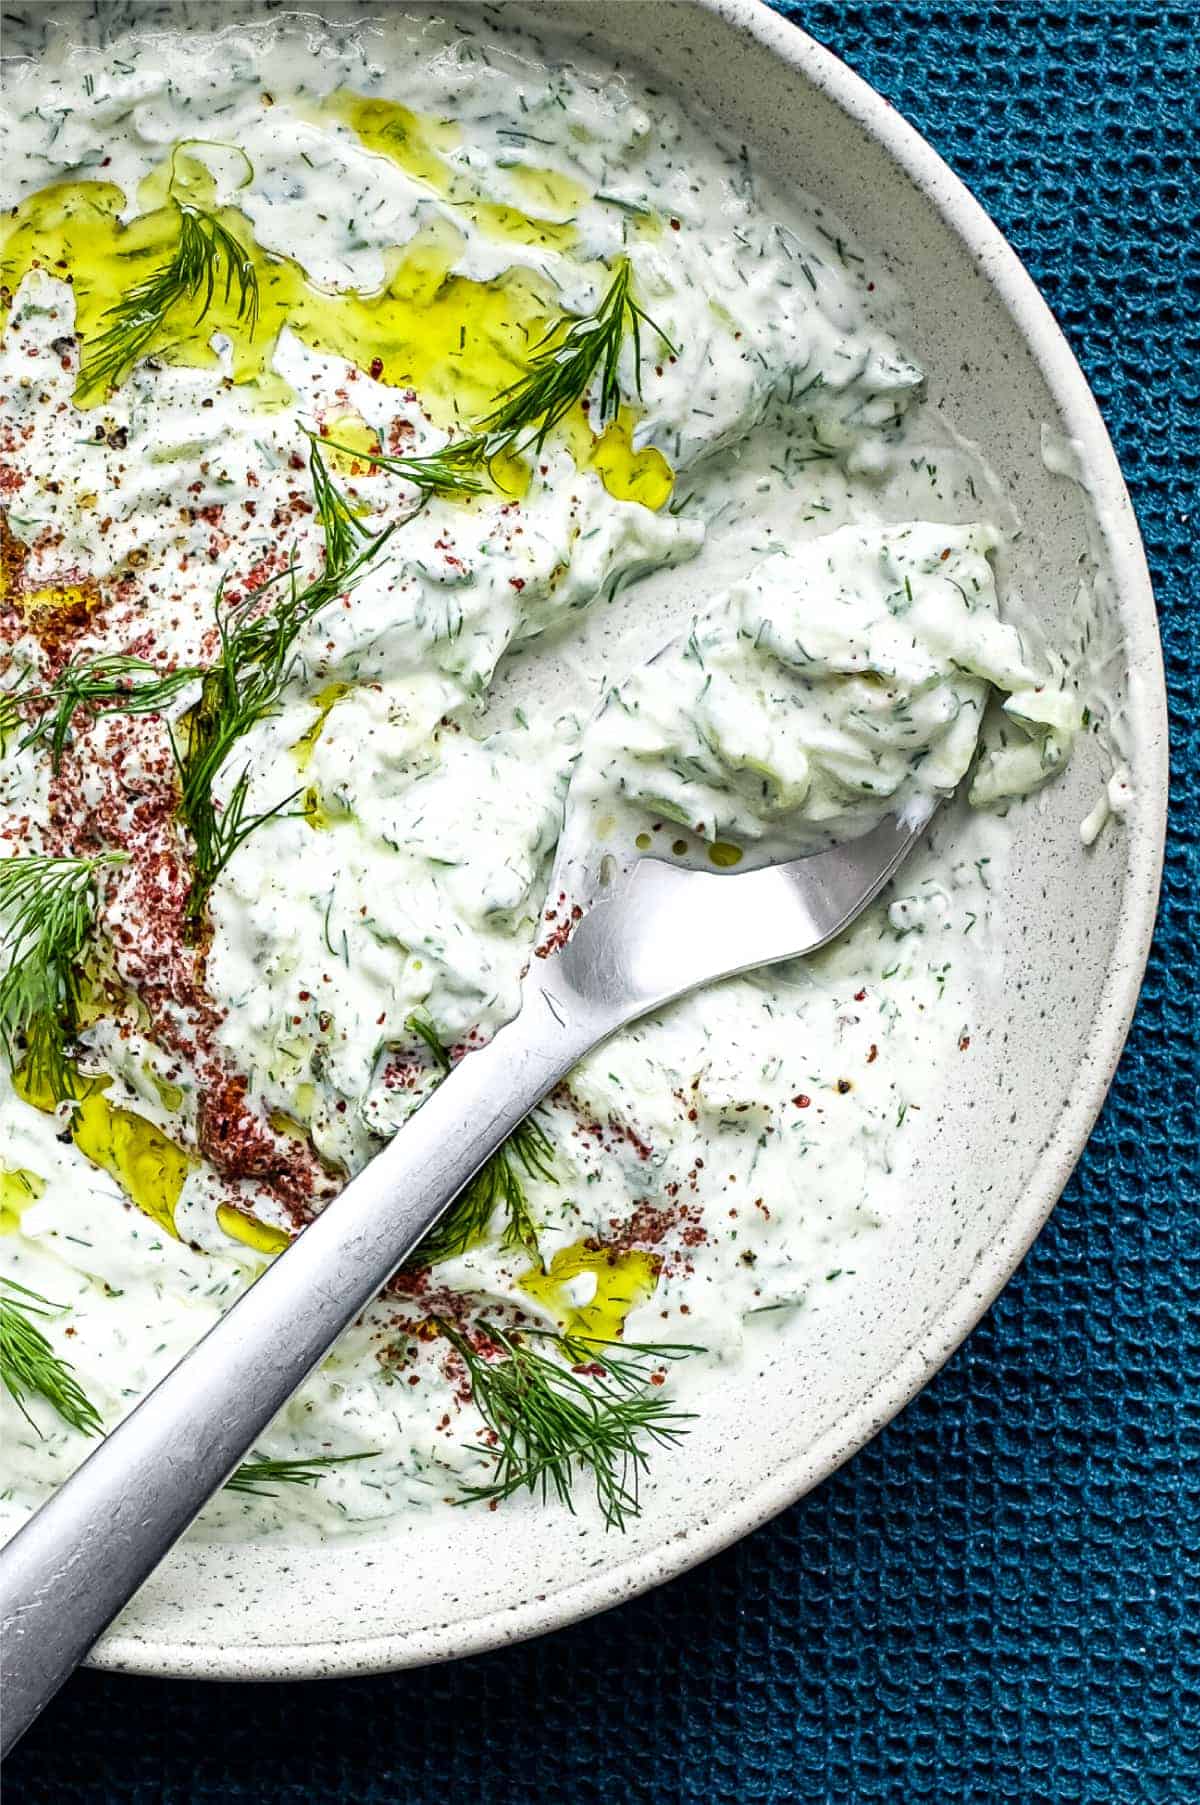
[0,981,599,1755]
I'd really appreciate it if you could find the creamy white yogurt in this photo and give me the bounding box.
[0,8,1077,1539]
[574,519,1077,851]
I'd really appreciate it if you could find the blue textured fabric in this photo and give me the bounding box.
[6,5,1197,1801]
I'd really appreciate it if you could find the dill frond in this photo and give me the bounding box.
[14,654,201,773]
[224,1450,375,1497]
[173,580,304,934]
[1,451,359,783]
[314,434,488,499]
[0,1277,103,1437]
[440,1320,698,1531]
[415,1115,556,1267]
[401,1015,555,1265]
[404,1009,451,1074]
[479,1115,555,1258]
[306,434,375,576]
[7,483,396,941]
[78,201,259,397]
[476,256,675,453]
[314,255,674,492]
[175,521,395,931]
[0,851,124,1100]
[0,684,25,754]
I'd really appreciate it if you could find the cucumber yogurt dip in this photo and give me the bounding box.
[0,7,1080,1538]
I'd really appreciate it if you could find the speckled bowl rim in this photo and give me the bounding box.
[86,0,1168,1681]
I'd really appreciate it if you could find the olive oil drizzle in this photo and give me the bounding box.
[518,1240,660,1342]
[0,176,554,423]
[13,1062,192,1242]
[1,108,693,1524]
[1,121,676,503]
[312,258,676,506]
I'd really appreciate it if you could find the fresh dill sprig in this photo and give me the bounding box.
[306,433,375,576]
[12,654,201,773]
[209,511,395,683]
[439,1319,698,1531]
[224,1449,376,1498]
[479,1116,555,1258]
[6,469,396,934]
[0,851,124,1099]
[172,579,305,934]
[15,437,384,784]
[415,1116,555,1266]
[79,201,259,397]
[175,520,395,931]
[402,1013,554,1265]
[313,434,487,499]
[315,255,673,490]
[405,1009,451,1073]
[0,686,24,754]
[0,1277,103,1437]
[476,256,675,453]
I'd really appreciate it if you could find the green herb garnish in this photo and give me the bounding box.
[172,578,305,934]
[0,1277,103,1436]
[415,1116,555,1267]
[174,508,396,930]
[0,851,124,1099]
[4,451,396,934]
[476,255,674,452]
[313,434,487,500]
[306,433,377,576]
[224,1450,376,1497]
[405,1009,452,1074]
[9,655,199,774]
[316,255,673,488]
[79,201,259,398]
[0,686,25,754]
[440,1319,698,1531]
[402,1013,554,1265]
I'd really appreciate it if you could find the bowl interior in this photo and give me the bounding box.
[3,0,1165,1677]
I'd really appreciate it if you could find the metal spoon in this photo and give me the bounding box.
[0,673,938,1750]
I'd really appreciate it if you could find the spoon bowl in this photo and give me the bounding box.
[0,0,1166,1696]
[0,771,941,1752]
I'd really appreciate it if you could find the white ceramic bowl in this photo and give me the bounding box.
[14,0,1166,1678]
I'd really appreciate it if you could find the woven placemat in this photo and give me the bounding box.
[5,5,1196,1800]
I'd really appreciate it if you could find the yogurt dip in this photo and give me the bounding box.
[0,7,1079,1538]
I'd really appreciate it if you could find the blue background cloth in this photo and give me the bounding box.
[6,4,1197,1800]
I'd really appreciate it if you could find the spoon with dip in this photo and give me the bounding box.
[0,626,941,1752]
